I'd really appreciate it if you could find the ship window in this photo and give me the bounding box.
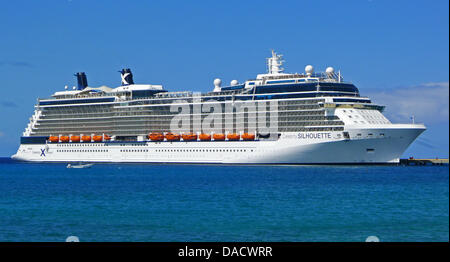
[366,148,375,153]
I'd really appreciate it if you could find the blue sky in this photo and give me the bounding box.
[0,0,448,158]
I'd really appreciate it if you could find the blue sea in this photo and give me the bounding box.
[0,158,448,242]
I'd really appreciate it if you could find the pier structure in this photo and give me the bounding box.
[400,158,449,166]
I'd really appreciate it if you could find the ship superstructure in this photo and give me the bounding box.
[12,51,425,164]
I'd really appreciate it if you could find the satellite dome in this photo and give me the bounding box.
[230,80,239,86]
[326,67,335,75]
[214,78,222,87]
[213,78,222,92]
[305,65,314,76]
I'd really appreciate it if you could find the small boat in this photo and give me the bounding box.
[242,133,255,141]
[148,133,164,141]
[67,163,94,169]
[182,133,197,141]
[60,136,70,143]
[104,134,112,140]
[81,135,91,142]
[70,135,80,142]
[48,136,59,143]
[165,132,180,141]
[227,133,240,141]
[199,133,211,141]
[93,135,103,142]
[213,133,225,141]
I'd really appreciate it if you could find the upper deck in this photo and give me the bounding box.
[36,51,371,108]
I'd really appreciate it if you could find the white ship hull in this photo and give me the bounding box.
[12,125,425,164]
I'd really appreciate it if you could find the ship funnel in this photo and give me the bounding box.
[74,72,88,90]
[120,68,134,86]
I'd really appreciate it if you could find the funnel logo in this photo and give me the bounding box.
[119,69,134,86]
[121,72,130,85]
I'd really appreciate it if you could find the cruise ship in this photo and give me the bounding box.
[12,51,426,164]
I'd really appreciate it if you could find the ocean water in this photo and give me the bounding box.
[0,158,448,242]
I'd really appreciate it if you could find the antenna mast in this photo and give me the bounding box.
[267,50,284,74]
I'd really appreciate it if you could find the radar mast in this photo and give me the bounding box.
[267,50,284,75]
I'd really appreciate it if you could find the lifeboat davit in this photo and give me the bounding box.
[148,133,164,141]
[213,133,225,141]
[70,135,80,142]
[49,136,59,143]
[227,133,240,141]
[60,136,70,143]
[242,133,255,141]
[104,134,111,140]
[199,133,211,141]
[93,135,103,142]
[182,133,197,141]
[165,132,180,141]
[81,135,91,142]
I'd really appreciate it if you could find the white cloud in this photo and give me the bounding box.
[364,82,449,124]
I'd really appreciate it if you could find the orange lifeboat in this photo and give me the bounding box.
[227,133,240,141]
[242,133,255,141]
[70,135,80,142]
[182,133,197,141]
[148,133,164,141]
[93,135,103,142]
[199,133,211,141]
[49,136,59,143]
[81,135,91,142]
[103,134,111,140]
[165,132,180,141]
[60,136,70,143]
[213,133,225,141]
